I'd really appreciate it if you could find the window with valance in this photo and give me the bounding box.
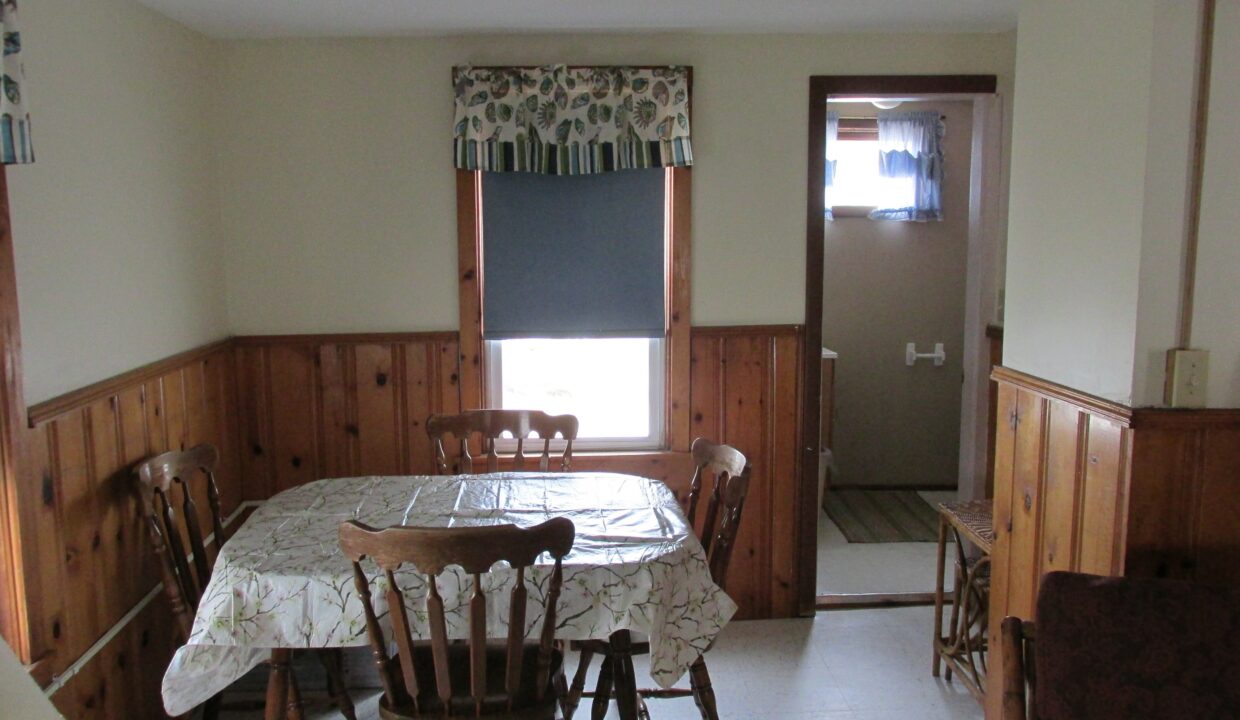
[452,65,692,450]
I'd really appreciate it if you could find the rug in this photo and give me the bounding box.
[823,489,940,543]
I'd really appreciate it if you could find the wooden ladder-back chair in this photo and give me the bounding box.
[564,438,752,720]
[338,517,576,719]
[426,409,579,474]
[1000,571,1240,720]
[135,444,355,720]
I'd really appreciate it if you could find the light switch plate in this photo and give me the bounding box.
[1166,349,1209,408]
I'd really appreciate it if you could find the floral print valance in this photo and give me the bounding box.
[453,65,692,175]
[1,0,32,165]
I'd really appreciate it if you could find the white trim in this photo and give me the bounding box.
[41,500,264,697]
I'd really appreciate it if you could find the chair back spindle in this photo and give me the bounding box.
[133,444,226,639]
[339,518,575,717]
[703,463,751,590]
[426,410,579,475]
[683,438,750,575]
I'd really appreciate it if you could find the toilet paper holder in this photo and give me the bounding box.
[906,342,946,367]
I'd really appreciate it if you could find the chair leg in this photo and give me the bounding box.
[637,694,652,720]
[554,667,571,720]
[688,656,719,720]
[319,649,357,720]
[564,646,596,720]
[592,657,614,720]
[201,693,222,720]
[287,668,305,720]
[265,649,292,720]
[609,631,639,720]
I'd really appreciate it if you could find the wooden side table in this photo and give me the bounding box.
[932,500,994,703]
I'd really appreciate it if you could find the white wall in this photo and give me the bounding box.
[7,0,228,404]
[1193,0,1240,406]
[216,32,1016,334]
[0,639,60,720]
[1003,0,1200,406]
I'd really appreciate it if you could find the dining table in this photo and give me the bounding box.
[161,471,737,719]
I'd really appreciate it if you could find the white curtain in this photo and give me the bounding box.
[871,111,943,221]
[824,111,839,220]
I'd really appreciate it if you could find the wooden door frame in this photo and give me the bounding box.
[801,75,998,614]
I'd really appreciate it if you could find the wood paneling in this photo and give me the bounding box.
[985,366,1240,719]
[49,594,178,720]
[1,324,801,718]
[14,343,242,718]
[233,333,461,491]
[1124,410,1240,585]
[689,326,803,619]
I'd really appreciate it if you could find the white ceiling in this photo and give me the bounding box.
[135,0,1018,40]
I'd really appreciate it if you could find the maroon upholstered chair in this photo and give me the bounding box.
[1001,571,1240,720]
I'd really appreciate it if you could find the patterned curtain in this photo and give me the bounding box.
[1,0,33,165]
[453,65,692,175]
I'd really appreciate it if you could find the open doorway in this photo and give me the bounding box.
[800,76,1004,608]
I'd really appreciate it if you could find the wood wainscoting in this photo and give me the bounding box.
[232,326,804,619]
[985,366,1240,719]
[2,324,801,719]
[19,341,242,718]
[232,333,462,499]
[688,326,803,618]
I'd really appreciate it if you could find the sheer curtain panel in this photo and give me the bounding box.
[870,111,943,221]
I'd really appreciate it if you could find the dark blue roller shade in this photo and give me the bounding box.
[482,169,666,339]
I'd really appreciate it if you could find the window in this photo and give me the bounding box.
[479,169,671,450]
[825,139,917,210]
[828,138,917,209]
[486,338,664,449]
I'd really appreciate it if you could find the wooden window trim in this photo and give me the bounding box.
[0,166,37,666]
[455,166,692,453]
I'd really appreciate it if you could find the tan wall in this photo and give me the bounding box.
[214,32,1016,334]
[823,101,973,488]
[7,0,229,404]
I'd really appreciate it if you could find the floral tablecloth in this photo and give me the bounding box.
[161,472,736,715]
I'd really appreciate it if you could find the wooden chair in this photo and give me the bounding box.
[134,444,355,720]
[426,409,579,474]
[1000,571,1240,720]
[564,438,752,720]
[338,517,576,719]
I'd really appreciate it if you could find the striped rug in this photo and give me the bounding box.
[824,489,940,543]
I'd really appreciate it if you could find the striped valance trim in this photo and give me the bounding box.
[455,137,692,175]
[1,113,33,164]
